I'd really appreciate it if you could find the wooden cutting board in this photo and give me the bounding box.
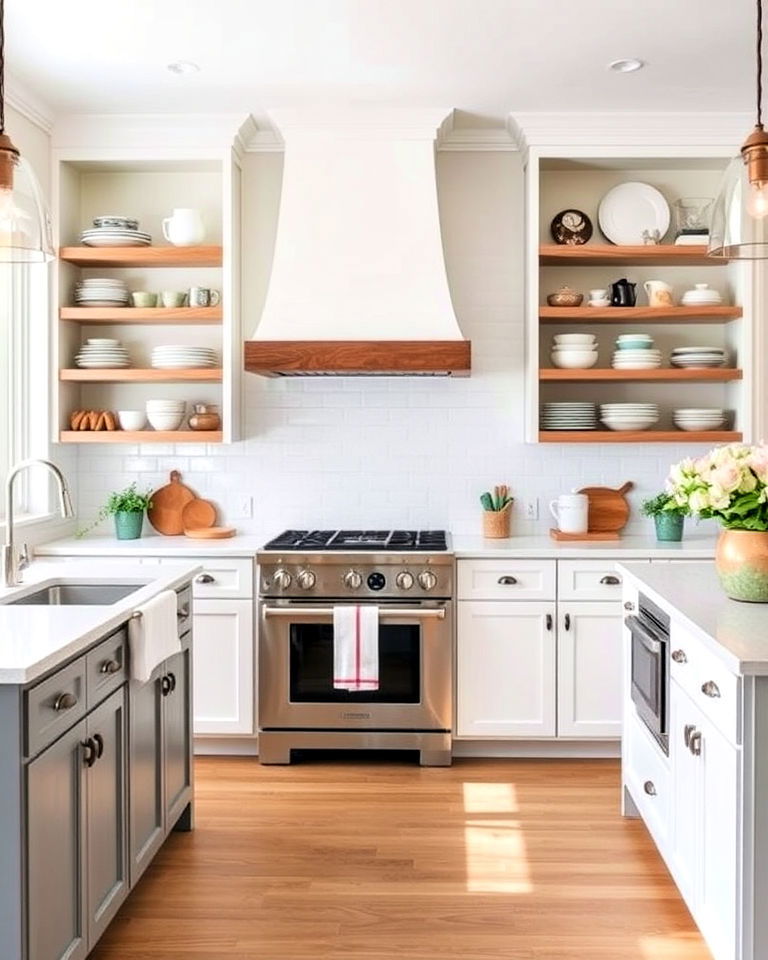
[577,481,634,533]
[181,498,217,531]
[184,526,236,540]
[147,470,196,535]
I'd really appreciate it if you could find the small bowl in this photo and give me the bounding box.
[116,410,147,431]
[147,412,185,431]
[550,351,599,369]
[131,291,157,308]
[547,291,584,307]
[553,333,597,345]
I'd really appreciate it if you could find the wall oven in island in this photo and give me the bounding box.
[626,592,671,755]
[257,530,454,766]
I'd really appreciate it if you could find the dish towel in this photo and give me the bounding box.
[333,605,380,692]
[128,590,181,683]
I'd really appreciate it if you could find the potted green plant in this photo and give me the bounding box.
[77,483,153,540]
[640,492,688,543]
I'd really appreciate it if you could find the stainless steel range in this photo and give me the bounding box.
[257,530,453,766]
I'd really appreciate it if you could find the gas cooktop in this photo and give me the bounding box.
[262,529,449,552]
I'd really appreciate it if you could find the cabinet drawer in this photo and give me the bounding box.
[670,623,740,745]
[626,712,671,848]
[457,559,555,600]
[25,657,87,757]
[558,560,647,601]
[182,558,253,599]
[86,627,127,708]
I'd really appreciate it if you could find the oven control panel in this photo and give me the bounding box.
[259,556,453,599]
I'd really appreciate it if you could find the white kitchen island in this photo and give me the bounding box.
[619,561,768,960]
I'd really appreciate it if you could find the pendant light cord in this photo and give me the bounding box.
[758,0,764,127]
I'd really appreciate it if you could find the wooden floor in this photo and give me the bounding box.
[90,755,711,960]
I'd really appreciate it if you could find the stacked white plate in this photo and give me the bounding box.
[600,403,659,432]
[680,284,722,306]
[541,402,597,431]
[80,214,151,247]
[150,345,219,370]
[74,278,129,307]
[551,333,598,370]
[75,338,131,368]
[612,349,662,370]
[146,399,186,431]
[673,408,726,431]
[670,346,727,369]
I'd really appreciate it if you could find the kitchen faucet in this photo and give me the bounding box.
[3,459,75,586]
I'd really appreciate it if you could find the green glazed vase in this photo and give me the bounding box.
[654,513,684,542]
[114,511,144,540]
[716,529,768,602]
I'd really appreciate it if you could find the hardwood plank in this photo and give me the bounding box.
[59,245,223,267]
[540,368,742,382]
[58,430,222,444]
[539,244,725,266]
[87,757,711,960]
[60,307,222,324]
[539,430,742,444]
[539,306,742,323]
[244,340,471,376]
[59,368,222,382]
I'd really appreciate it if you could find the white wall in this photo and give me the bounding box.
[73,149,716,540]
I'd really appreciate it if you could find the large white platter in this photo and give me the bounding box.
[598,182,671,245]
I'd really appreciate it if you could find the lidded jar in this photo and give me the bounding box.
[188,403,221,431]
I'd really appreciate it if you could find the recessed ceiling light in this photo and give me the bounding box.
[608,58,645,73]
[167,61,200,75]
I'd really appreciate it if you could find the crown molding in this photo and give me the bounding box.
[437,114,518,152]
[509,111,753,151]
[5,72,54,134]
[52,112,252,151]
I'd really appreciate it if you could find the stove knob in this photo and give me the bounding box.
[418,569,438,591]
[297,569,316,590]
[343,569,363,590]
[273,568,292,590]
[396,571,415,591]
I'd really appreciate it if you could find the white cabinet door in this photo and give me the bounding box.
[456,601,556,738]
[557,602,623,738]
[192,599,254,735]
[670,681,703,911]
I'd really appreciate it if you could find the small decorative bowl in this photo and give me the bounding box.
[547,287,584,307]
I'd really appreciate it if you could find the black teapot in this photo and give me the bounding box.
[610,278,637,307]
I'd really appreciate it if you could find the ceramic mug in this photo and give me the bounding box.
[549,493,589,534]
[160,290,188,308]
[162,207,205,246]
[188,286,221,307]
[644,279,674,307]
[131,291,157,308]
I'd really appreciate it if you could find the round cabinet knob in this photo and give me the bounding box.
[418,570,438,591]
[396,571,415,591]
[297,569,316,590]
[343,569,363,590]
[273,568,292,589]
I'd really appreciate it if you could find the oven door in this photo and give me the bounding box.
[627,614,667,751]
[259,601,453,731]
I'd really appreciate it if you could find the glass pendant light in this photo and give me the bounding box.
[0,0,53,262]
[710,0,768,258]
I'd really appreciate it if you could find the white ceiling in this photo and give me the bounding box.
[5,0,758,124]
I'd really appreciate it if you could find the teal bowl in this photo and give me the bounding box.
[615,339,654,350]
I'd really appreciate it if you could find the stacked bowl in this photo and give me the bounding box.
[75,338,131,369]
[541,401,597,431]
[673,408,726,431]
[146,400,186,432]
[550,333,598,369]
[80,216,151,248]
[681,283,722,306]
[75,278,129,307]
[612,334,662,370]
[600,403,659,432]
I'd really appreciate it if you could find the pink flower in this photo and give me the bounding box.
[710,463,742,493]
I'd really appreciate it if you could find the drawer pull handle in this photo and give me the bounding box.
[497,576,517,585]
[82,737,96,768]
[196,573,215,584]
[167,671,177,693]
[624,601,635,611]
[701,680,721,698]
[564,612,571,631]
[99,658,121,675]
[546,613,553,631]
[643,780,657,796]
[93,733,104,759]
[177,605,190,619]
[689,731,703,756]
[53,692,77,712]
[684,723,695,747]
[671,649,687,664]
[600,575,621,585]
[161,675,172,697]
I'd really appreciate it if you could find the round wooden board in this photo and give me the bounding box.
[181,498,217,530]
[184,526,236,540]
[147,470,196,536]
[577,481,634,533]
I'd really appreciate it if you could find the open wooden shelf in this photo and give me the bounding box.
[60,368,223,382]
[59,430,222,444]
[539,306,742,323]
[539,244,724,266]
[540,368,742,382]
[60,307,222,324]
[59,245,223,268]
[539,430,742,444]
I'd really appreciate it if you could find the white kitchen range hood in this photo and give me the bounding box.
[244,108,470,377]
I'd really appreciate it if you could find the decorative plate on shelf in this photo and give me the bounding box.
[550,209,593,245]
[598,182,670,245]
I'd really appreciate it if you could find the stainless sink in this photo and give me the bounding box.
[7,583,143,606]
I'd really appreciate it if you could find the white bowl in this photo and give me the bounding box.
[116,410,147,431]
[674,420,725,432]
[552,334,598,345]
[146,400,186,410]
[147,412,185,431]
[550,352,599,369]
[601,418,658,431]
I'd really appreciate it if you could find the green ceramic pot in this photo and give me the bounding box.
[716,529,768,602]
[654,513,684,542]
[114,510,144,540]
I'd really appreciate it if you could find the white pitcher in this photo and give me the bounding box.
[162,208,205,246]
[549,493,589,534]
[643,279,674,307]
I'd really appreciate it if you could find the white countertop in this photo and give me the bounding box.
[0,560,200,685]
[35,533,262,558]
[618,561,768,676]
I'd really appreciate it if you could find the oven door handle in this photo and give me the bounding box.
[263,606,446,620]
[625,615,662,655]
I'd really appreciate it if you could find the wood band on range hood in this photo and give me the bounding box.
[244,340,471,377]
